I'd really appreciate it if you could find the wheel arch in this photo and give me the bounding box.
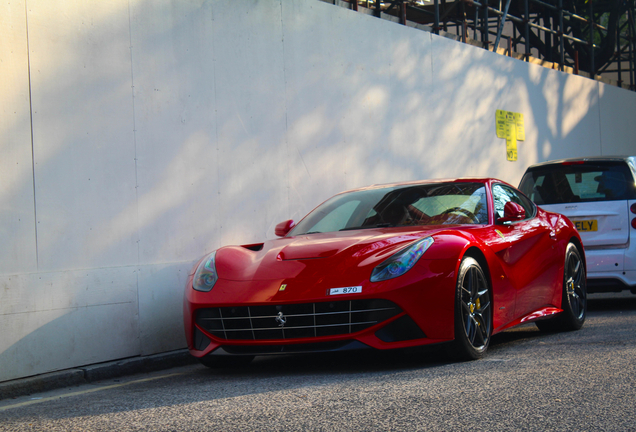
[462,246,495,328]
[568,236,586,271]
[462,246,493,291]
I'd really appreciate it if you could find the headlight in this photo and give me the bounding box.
[192,251,218,292]
[370,237,434,282]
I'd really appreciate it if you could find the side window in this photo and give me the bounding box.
[516,191,536,217]
[492,184,535,220]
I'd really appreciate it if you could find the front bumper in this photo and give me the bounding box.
[183,258,458,358]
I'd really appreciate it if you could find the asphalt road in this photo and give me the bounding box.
[1,293,635,431]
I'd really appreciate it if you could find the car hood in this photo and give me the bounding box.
[214,227,461,282]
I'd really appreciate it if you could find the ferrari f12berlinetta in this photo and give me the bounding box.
[184,178,586,366]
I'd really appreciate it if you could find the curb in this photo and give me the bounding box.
[0,349,198,400]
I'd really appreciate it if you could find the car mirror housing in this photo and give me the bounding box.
[498,202,526,223]
[275,219,295,237]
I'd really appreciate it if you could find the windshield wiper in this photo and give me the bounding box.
[340,223,393,231]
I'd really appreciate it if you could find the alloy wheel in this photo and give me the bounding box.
[565,248,586,320]
[459,264,492,350]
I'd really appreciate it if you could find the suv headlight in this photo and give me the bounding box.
[192,251,218,292]
[370,237,434,282]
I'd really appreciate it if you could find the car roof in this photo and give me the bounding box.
[526,155,636,168]
[339,178,503,195]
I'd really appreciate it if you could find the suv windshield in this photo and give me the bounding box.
[519,161,636,205]
[288,182,488,236]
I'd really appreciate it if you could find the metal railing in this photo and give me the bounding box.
[333,0,636,90]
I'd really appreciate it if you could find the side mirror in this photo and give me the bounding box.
[275,220,295,237]
[498,202,525,223]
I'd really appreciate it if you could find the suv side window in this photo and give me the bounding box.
[492,184,535,220]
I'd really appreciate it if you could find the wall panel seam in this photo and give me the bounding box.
[25,0,39,270]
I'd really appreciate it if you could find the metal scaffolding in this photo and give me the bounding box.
[342,0,636,90]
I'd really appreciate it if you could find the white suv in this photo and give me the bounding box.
[519,156,636,294]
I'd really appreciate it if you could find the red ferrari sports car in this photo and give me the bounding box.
[184,178,586,366]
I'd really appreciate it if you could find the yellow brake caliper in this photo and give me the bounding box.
[474,299,480,326]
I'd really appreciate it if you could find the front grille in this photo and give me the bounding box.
[219,340,368,355]
[196,299,402,341]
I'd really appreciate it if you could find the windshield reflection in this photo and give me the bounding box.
[289,182,488,236]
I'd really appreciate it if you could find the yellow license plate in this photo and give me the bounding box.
[574,219,598,232]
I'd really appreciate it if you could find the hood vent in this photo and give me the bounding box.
[241,243,264,252]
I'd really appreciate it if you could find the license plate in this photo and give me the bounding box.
[329,286,362,295]
[574,219,597,232]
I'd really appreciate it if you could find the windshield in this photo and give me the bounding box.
[288,182,488,236]
[519,161,636,205]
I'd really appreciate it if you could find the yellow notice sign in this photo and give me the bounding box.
[496,110,525,161]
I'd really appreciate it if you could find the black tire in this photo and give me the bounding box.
[448,256,492,361]
[536,243,586,332]
[198,355,255,369]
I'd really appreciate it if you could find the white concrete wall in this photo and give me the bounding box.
[1,0,634,382]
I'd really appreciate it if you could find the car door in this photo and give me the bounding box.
[491,183,561,318]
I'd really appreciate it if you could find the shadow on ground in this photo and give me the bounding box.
[587,293,636,312]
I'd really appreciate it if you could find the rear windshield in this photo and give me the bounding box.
[519,161,636,205]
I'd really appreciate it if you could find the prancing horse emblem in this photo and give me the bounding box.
[275,311,287,327]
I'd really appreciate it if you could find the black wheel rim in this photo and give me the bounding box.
[565,250,586,320]
[460,265,491,350]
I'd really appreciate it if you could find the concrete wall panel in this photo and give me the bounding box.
[599,83,636,155]
[137,262,191,355]
[0,268,139,382]
[282,1,435,221]
[0,0,38,275]
[27,0,137,273]
[130,0,221,264]
[210,0,288,247]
